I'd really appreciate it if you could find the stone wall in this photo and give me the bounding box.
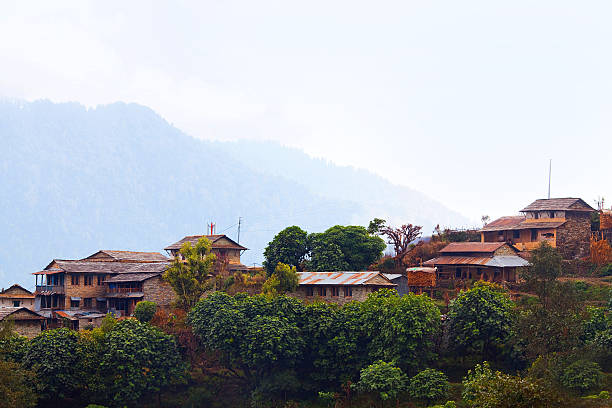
[494,245,518,256]
[64,273,107,309]
[14,320,42,338]
[290,285,375,306]
[556,212,592,259]
[143,276,176,307]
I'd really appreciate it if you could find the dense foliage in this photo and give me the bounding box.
[408,368,450,405]
[263,226,309,274]
[354,360,408,406]
[133,300,157,323]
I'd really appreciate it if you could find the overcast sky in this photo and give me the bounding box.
[1,1,610,221]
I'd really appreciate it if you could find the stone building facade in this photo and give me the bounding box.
[165,234,249,275]
[0,307,44,338]
[0,284,35,309]
[291,272,395,305]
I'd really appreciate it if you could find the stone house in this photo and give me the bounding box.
[382,273,409,296]
[424,242,529,284]
[164,234,249,275]
[292,271,396,305]
[0,307,45,338]
[0,284,35,309]
[34,250,174,319]
[480,198,595,260]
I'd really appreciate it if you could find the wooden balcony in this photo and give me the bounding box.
[35,285,65,294]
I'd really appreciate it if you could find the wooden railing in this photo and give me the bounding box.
[35,285,65,294]
[106,287,142,294]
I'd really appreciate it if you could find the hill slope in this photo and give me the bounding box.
[0,100,467,288]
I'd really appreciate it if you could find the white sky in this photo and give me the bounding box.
[1,1,610,221]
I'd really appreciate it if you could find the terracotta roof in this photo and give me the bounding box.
[0,307,44,321]
[481,216,525,231]
[164,234,247,251]
[424,255,529,267]
[298,271,395,286]
[440,242,506,253]
[83,250,168,262]
[521,198,595,212]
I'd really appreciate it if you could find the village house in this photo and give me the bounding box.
[424,242,529,284]
[480,198,595,260]
[405,267,437,296]
[33,250,174,322]
[164,234,249,275]
[382,273,409,296]
[293,271,396,305]
[0,284,35,309]
[0,307,45,338]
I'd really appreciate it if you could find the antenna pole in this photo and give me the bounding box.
[547,159,552,199]
[237,217,242,244]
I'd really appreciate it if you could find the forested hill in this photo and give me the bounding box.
[0,99,467,288]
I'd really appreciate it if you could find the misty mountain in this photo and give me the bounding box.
[0,99,467,288]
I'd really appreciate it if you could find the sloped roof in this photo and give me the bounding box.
[424,255,529,267]
[83,250,168,262]
[521,198,594,212]
[0,284,34,298]
[481,217,566,232]
[165,234,247,251]
[480,216,525,231]
[298,271,395,286]
[104,273,160,283]
[440,242,506,253]
[382,273,404,281]
[34,260,169,275]
[0,307,44,321]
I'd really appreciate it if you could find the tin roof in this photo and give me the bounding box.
[480,216,525,231]
[382,273,404,281]
[424,255,529,268]
[440,242,506,253]
[521,198,594,212]
[406,267,437,273]
[164,234,247,251]
[298,271,395,286]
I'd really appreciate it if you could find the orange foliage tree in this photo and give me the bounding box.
[590,238,612,266]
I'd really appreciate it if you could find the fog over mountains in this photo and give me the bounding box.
[0,99,468,288]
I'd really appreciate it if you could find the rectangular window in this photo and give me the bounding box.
[84,275,93,286]
[331,287,339,296]
[513,230,520,239]
[13,300,20,307]
[71,275,80,285]
[318,287,326,297]
[344,286,352,297]
[455,267,462,278]
[70,299,79,308]
[97,275,104,285]
[83,298,92,308]
[531,229,538,241]
[306,287,314,297]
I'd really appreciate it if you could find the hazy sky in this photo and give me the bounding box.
[1,1,610,221]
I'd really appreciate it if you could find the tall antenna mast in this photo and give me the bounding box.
[547,159,552,199]
[237,217,242,244]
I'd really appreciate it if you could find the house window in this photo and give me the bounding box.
[531,229,538,241]
[83,298,92,308]
[534,213,540,219]
[71,275,80,285]
[455,267,462,278]
[84,275,93,286]
[13,300,20,307]
[306,287,314,297]
[97,275,104,285]
[331,287,339,297]
[344,286,352,297]
[318,287,327,297]
[549,211,555,218]
[70,299,80,308]
[513,230,520,239]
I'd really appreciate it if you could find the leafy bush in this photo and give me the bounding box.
[133,300,157,322]
[560,360,602,393]
[354,360,408,404]
[408,368,450,405]
[0,360,38,408]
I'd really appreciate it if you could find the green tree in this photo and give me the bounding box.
[462,362,561,408]
[271,262,299,293]
[0,361,38,408]
[99,319,186,406]
[447,282,513,361]
[408,368,450,405]
[523,241,563,301]
[355,360,408,408]
[263,226,309,275]
[163,237,216,310]
[308,225,386,271]
[367,218,386,235]
[133,300,157,323]
[359,289,441,373]
[560,360,602,394]
[22,328,87,402]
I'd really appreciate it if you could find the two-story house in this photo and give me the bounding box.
[164,234,249,275]
[480,198,595,259]
[0,284,35,309]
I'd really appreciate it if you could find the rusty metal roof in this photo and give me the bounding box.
[424,255,529,267]
[406,267,437,273]
[481,216,525,231]
[521,198,594,212]
[298,271,395,286]
[440,242,506,253]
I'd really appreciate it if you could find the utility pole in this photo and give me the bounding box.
[547,159,552,199]
[237,217,242,244]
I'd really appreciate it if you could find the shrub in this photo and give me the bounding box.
[133,301,157,323]
[408,368,450,405]
[355,360,408,406]
[0,360,38,408]
[560,360,602,393]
